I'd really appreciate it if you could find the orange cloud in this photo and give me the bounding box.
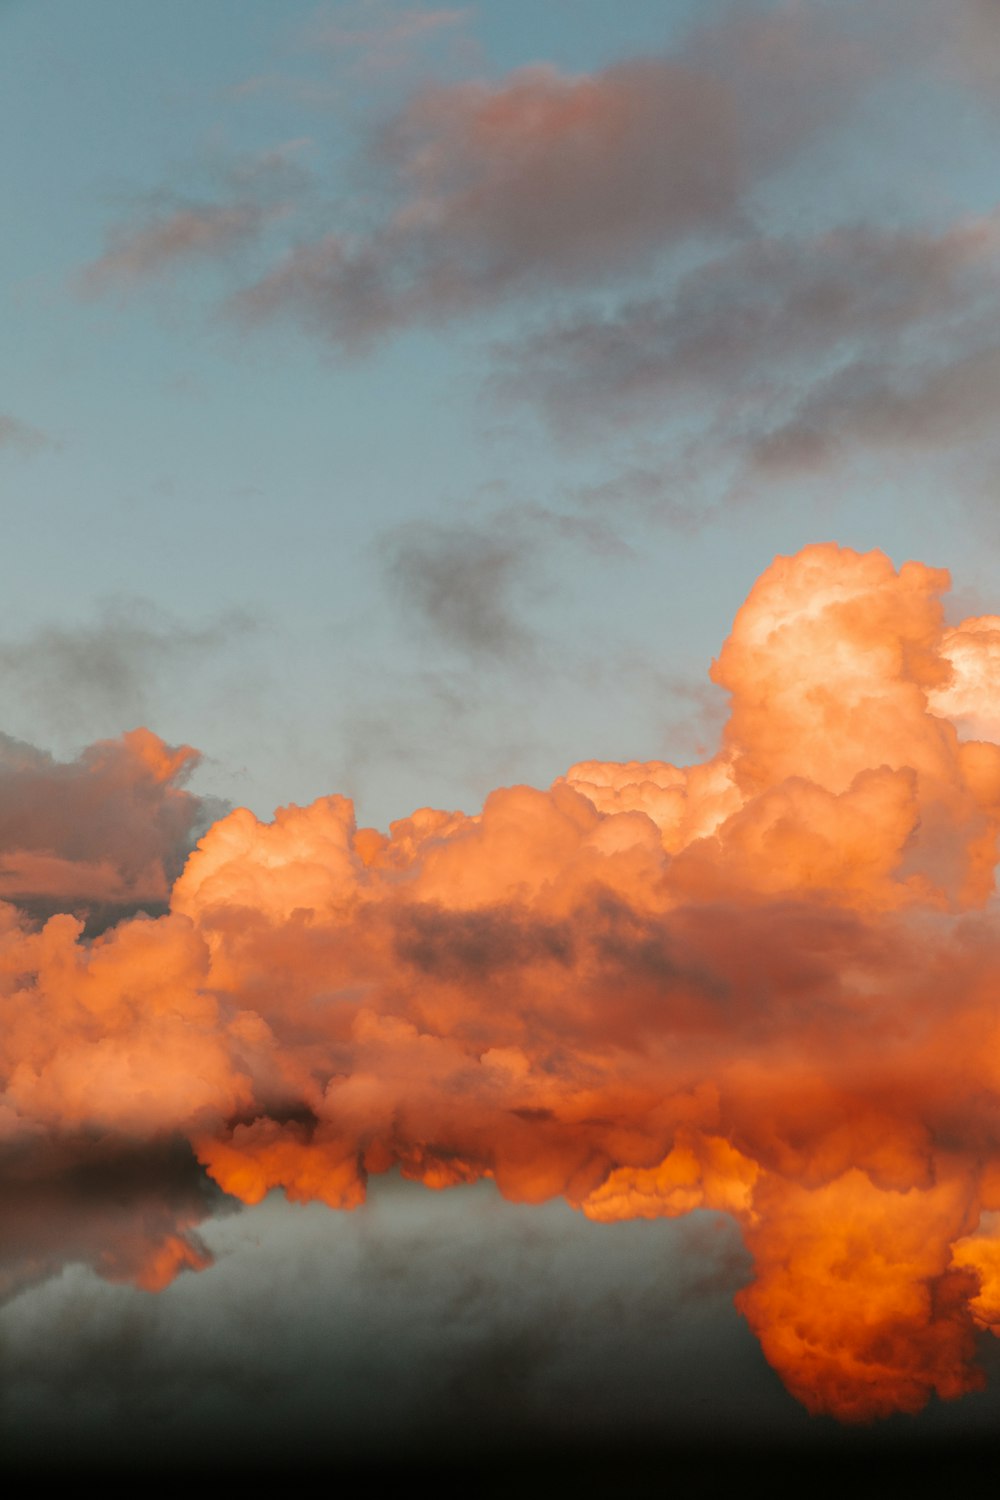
[0,726,209,923]
[8,543,1000,1423]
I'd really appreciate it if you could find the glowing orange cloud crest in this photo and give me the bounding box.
[6,542,1000,1422]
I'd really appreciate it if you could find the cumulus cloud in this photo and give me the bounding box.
[0,727,217,927]
[10,545,1000,1424]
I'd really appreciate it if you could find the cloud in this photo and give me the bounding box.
[488,211,1000,521]
[939,0,1000,94]
[77,204,270,296]
[0,726,216,926]
[379,515,540,660]
[378,503,624,662]
[0,414,55,457]
[11,544,1000,1423]
[0,597,254,740]
[229,3,871,349]
[76,145,312,298]
[499,219,993,428]
[303,1,471,74]
[747,341,1000,477]
[0,1137,221,1304]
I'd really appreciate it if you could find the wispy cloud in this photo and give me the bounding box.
[228,3,871,349]
[380,516,540,662]
[0,597,255,739]
[76,144,312,298]
[77,203,270,295]
[490,212,1000,517]
[303,1,470,72]
[0,414,55,456]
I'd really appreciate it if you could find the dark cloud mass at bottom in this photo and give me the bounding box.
[6,1175,1000,1483]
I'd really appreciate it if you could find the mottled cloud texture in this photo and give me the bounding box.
[68,2,849,349]
[232,3,864,347]
[0,728,216,928]
[10,545,1000,1423]
[495,218,998,433]
[74,0,1000,531]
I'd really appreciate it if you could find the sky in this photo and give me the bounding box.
[6,0,1000,1479]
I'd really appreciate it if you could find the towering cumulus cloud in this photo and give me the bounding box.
[6,542,1000,1421]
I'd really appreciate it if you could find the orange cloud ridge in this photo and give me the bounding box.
[6,542,1000,1422]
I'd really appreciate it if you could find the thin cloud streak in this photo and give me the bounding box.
[0,414,55,456]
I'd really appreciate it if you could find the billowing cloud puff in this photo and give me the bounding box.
[8,543,1000,1423]
[0,727,213,924]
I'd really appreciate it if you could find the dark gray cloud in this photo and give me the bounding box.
[380,516,539,661]
[379,501,629,664]
[495,220,994,437]
[0,1137,225,1305]
[227,3,875,350]
[939,0,1000,94]
[0,1175,778,1475]
[746,342,1000,477]
[0,725,222,928]
[491,214,1000,518]
[0,597,254,740]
